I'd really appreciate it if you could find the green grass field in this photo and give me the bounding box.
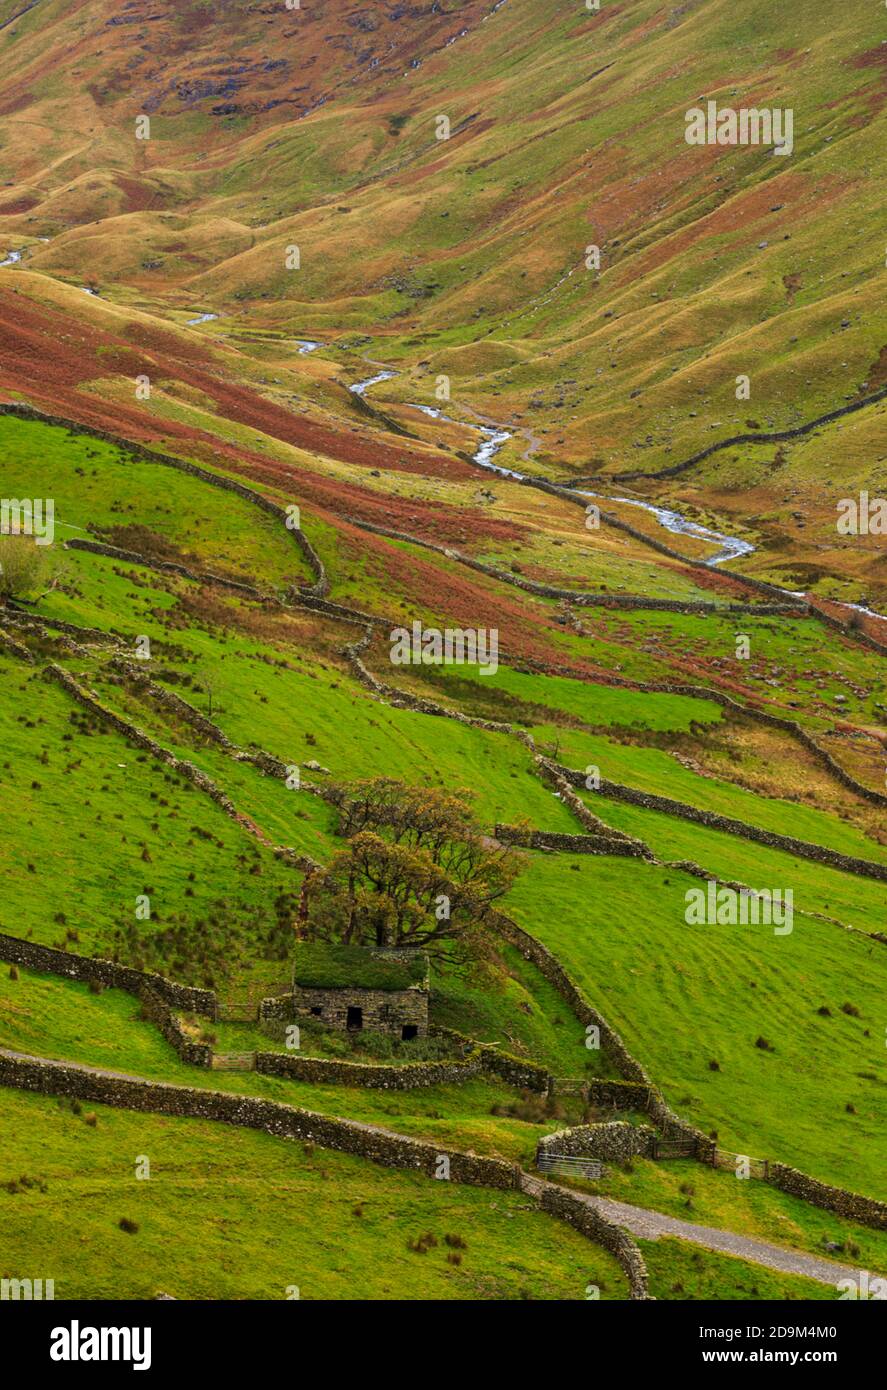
[506,852,887,1197]
[0,1088,625,1300]
[639,1240,840,1302]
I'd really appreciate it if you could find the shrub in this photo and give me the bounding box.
[0,534,59,599]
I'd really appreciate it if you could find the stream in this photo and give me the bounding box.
[350,370,398,397]
[352,370,886,620]
[577,489,755,566]
[402,401,752,564]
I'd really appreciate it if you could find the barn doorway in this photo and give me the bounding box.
[401,1025,418,1041]
[346,1006,363,1031]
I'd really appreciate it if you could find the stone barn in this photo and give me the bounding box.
[291,944,429,1039]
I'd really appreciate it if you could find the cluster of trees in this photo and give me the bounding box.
[304,779,521,963]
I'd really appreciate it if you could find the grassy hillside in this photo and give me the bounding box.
[0,1089,623,1301]
[0,0,882,1304]
[507,852,887,1197]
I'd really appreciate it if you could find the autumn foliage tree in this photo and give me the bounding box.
[306,779,521,961]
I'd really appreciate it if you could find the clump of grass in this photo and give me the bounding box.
[444,1233,467,1249]
[8,964,18,980]
[755,1036,775,1052]
[841,1002,860,1017]
[118,1217,139,1235]
[490,1090,565,1123]
[5,1173,47,1195]
[407,1232,438,1254]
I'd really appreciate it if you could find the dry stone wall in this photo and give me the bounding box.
[641,684,887,809]
[768,1163,887,1230]
[537,1121,657,1164]
[139,986,213,1067]
[110,659,236,748]
[610,385,887,484]
[0,1049,656,1293]
[556,765,887,881]
[344,516,794,616]
[585,1079,654,1109]
[495,822,647,859]
[65,538,266,599]
[0,1050,519,1190]
[0,932,216,1017]
[42,664,318,874]
[255,1050,481,1090]
[429,1025,553,1092]
[530,1180,650,1299]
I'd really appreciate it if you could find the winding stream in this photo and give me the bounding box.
[352,370,886,621]
[403,401,752,564]
[350,370,398,397]
[577,489,755,566]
